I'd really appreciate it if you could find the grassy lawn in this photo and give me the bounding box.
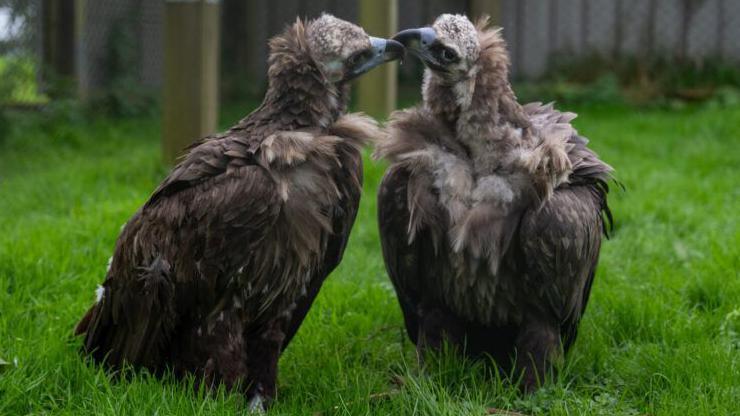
[0,100,738,415]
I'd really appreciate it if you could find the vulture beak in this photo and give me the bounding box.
[346,37,405,80]
[392,27,446,72]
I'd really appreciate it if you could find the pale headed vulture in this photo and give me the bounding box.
[75,14,403,409]
[376,14,614,391]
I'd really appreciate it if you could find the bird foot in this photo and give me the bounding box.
[247,393,267,414]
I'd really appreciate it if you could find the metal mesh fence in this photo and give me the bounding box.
[79,0,162,95]
[1,0,739,106]
[219,0,358,98]
[502,0,740,79]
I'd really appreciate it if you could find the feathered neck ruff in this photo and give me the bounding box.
[424,19,530,131]
[261,18,350,129]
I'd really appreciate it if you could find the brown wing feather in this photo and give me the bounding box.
[80,163,281,369]
[379,165,422,343]
[281,141,364,348]
[517,103,613,350]
[519,186,604,352]
[146,134,259,208]
[80,109,376,367]
[378,164,452,343]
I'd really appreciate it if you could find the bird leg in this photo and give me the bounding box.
[513,319,562,393]
[416,305,465,364]
[244,318,286,409]
[196,310,249,391]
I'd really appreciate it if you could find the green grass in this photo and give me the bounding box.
[1,100,739,415]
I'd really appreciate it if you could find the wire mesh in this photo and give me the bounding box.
[1,0,738,104]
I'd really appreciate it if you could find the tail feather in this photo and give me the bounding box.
[77,257,177,370]
[74,305,95,336]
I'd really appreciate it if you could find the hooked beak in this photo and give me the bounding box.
[392,27,445,71]
[346,37,405,80]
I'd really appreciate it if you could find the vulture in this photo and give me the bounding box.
[375,14,614,391]
[75,14,403,409]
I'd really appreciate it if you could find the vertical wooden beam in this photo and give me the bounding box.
[162,0,221,164]
[356,0,398,119]
[469,0,502,25]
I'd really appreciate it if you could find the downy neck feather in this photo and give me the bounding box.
[256,19,349,130]
[423,24,531,175]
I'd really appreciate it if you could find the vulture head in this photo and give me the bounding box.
[393,14,483,82]
[305,14,405,83]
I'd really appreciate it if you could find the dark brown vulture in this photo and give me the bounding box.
[375,14,614,391]
[75,14,403,409]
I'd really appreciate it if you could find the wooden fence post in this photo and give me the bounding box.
[356,0,398,119]
[162,0,221,164]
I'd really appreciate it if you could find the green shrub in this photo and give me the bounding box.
[514,74,623,107]
[0,54,47,105]
[539,53,740,105]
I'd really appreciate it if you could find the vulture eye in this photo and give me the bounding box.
[436,46,459,64]
[347,51,369,67]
